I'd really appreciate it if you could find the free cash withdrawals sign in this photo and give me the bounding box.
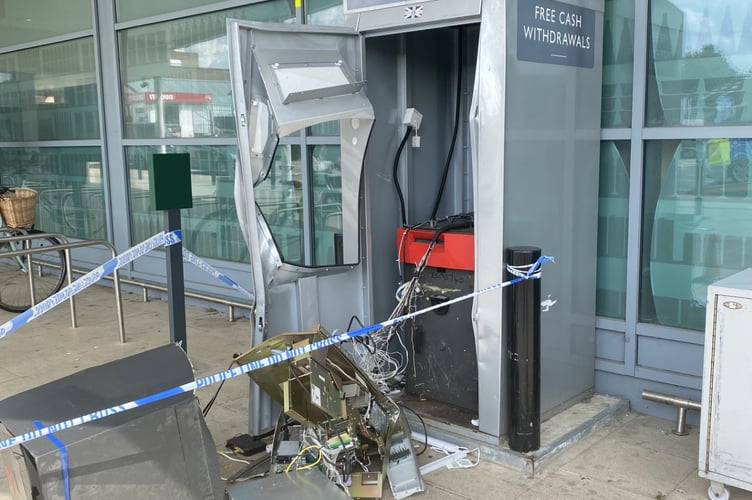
[517,0,596,68]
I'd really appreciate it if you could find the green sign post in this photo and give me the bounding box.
[150,153,193,351]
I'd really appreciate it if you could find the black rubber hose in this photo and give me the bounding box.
[393,125,413,227]
[430,28,464,221]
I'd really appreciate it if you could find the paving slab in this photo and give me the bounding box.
[515,469,652,499]
[608,413,701,462]
[561,437,698,498]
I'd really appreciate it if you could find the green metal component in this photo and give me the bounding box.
[150,153,193,210]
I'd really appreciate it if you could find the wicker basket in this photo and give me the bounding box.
[0,187,37,228]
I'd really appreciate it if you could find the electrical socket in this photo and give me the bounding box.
[403,108,423,130]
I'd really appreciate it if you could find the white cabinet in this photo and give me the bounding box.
[700,269,752,499]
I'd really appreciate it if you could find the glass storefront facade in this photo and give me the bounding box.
[0,0,92,49]
[125,145,244,261]
[594,0,752,410]
[640,138,752,331]
[647,0,752,127]
[119,1,295,263]
[0,0,744,408]
[0,147,105,240]
[119,3,294,140]
[596,140,630,319]
[0,38,99,142]
[602,0,635,128]
[599,0,752,335]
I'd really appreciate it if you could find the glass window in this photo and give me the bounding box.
[308,121,340,137]
[310,144,343,265]
[256,144,305,265]
[120,2,294,139]
[117,0,295,23]
[0,0,92,49]
[0,38,99,141]
[641,138,752,330]
[602,0,634,128]
[647,0,752,126]
[0,147,106,240]
[596,141,630,319]
[307,0,345,25]
[126,145,247,262]
[255,140,344,267]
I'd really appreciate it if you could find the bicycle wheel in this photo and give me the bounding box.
[62,192,106,238]
[0,232,66,312]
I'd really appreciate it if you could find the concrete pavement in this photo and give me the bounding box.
[0,284,749,500]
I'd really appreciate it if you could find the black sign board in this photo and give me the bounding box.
[517,0,596,68]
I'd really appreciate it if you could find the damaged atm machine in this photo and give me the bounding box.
[227,0,604,497]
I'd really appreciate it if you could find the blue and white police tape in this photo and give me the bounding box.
[0,229,251,340]
[182,248,253,300]
[0,255,553,451]
[0,231,182,340]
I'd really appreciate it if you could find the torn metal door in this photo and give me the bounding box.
[227,20,374,431]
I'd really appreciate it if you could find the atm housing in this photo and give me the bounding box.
[227,0,604,443]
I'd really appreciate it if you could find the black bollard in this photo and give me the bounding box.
[505,246,541,452]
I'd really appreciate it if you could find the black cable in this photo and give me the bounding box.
[430,28,464,221]
[202,359,236,417]
[346,315,375,353]
[393,217,474,360]
[253,428,275,440]
[397,219,436,283]
[397,403,428,456]
[411,219,473,280]
[393,125,414,227]
[346,315,364,331]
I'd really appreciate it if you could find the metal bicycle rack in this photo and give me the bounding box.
[86,271,253,322]
[0,232,126,343]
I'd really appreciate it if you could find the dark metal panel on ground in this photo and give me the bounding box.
[226,468,350,500]
[0,344,223,499]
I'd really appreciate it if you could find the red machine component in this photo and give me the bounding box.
[396,226,474,271]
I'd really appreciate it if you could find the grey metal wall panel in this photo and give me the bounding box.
[405,28,459,223]
[264,270,365,335]
[634,366,701,391]
[595,328,626,362]
[362,28,476,255]
[267,282,304,334]
[344,0,481,35]
[503,0,603,415]
[363,34,404,325]
[314,267,367,330]
[297,275,321,330]
[470,0,508,439]
[636,336,704,378]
